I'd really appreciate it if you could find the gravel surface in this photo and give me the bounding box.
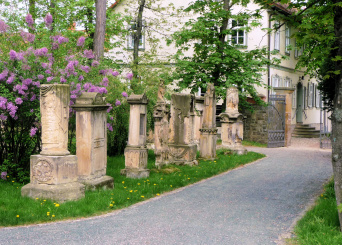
[0,143,332,245]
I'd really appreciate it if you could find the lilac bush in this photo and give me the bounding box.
[0,14,127,182]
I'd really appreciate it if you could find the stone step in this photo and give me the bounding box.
[292,123,320,138]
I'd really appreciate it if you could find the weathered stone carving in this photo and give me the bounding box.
[199,83,217,159]
[121,94,150,178]
[219,87,247,155]
[22,84,85,202]
[193,96,204,146]
[168,93,197,165]
[72,92,114,190]
[153,84,170,168]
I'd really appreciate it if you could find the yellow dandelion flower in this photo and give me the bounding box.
[134,190,137,192]
[156,193,160,196]
[141,196,144,198]
[147,179,149,182]
[129,190,133,193]
[52,215,55,218]
[43,200,46,202]
[154,184,157,186]
[12,180,14,182]
[214,161,217,162]
[109,204,113,207]
[170,185,172,187]
[47,212,50,216]
[127,198,130,200]
[160,178,163,180]
[16,215,19,218]
[138,183,141,185]
[122,181,125,184]
[55,204,60,207]
[124,187,127,189]
[188,178,190,180]
[36,198,39,200]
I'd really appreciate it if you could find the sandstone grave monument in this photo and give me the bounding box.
[22,84,85,202]
[121,93,149,178]
[199,83,217,159]
[168,93,197,165]
[219,87,247,154]
[72,92,114,190]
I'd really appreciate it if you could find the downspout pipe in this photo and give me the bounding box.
[268,12,273,103]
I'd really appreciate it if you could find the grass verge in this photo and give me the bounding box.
[291,180,342,245]
[0,149,264,227]
[242,140,267,148]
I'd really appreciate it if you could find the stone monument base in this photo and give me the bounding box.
[199,129,217,160]
[21,182,85,202]
[120,168,150,178]
[79,175,114,191]
[222,144,247,155]
[122,147,149,178]
[155,148,169,169]
[168,144,198,166]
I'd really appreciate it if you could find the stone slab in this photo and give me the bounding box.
[79,175,114,191]
[120,168,150,179]
[21,182,85,202]
[168,144,197,165]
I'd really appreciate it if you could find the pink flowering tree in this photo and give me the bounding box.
[0,14,127,182]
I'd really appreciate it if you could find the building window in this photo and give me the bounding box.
[231,20,246,46]
[295,40,304,58]
[127,21,145,50]
[292,85,296,109]
[274,21,280,51]
[284,76,292,87]
[304,86,307,109]
[315,84,321,108]
[308,82,313,108]
[285,25,290,54]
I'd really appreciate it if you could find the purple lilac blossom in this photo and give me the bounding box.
[34,48,48,57]
[70,94,77,99]
[84,50,95,59]
[112,71,119,76]
[78,75,84,81]
[52,43,59,50]
[99,87,107,94]
[115,99,121,106]
[110,116,113,121]
[37,74,44,80]
[33,81,40,88]
[0,20,9,33]
[80,65,90,73]
[0,69,8,81]
[30,109,34,113]
[77,36,86,47]
[99,69,106,75]
[76,83,81,90]
[23,78,32,86]
[41,63,48,69]
[20,31,35,43]
[1,171,7,180]
[60,77,67,83]
[29,127,38,137]
[15,98,23,105]
[44,14,53,28]
[91,60,99,67]
[106,103,112,113]
[17,52,24,60]
[0,97,7,110]
[25,14,34,28]
[22,65,31,70]
[107,123,113,132]
[47,77,54,82]
[9,50,17,60]
[6,74,15,84]
[126,73,133,80]
[45,70,51,74]
[83,83,91,90]
[57,36,69,44]
[121,91,128,97]
[102,77,109,86]
[7,102,17,118]
[0,114,7,121]
[30,94,36,101]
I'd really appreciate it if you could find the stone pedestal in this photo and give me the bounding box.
[122,94,149,178]
[153,102,170,168]
[22,84,85,202]
[219,87,247,155]
[274,87,295,147]
[168,93,197,165]
[199,84,217,159]
[72,92,114,190]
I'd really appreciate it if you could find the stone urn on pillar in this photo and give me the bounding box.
[219,87,247,155]
[121,94,149,178]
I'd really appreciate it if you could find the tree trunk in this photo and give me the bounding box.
[332,0,342,231]
[131,0,145,91]
[93,0,107,60]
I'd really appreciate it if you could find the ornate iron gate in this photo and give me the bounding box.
[267,95,286,148]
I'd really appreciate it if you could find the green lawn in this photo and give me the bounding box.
[0,149,264,227]
[292,180,342,245]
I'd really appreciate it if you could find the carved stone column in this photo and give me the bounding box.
[193,96,204,146]
[22,84,85,202]
[168,93,197,165]
[121,94,149,178]
[72,92,114,190]
[219,87,247,155]
[199,84,217,159]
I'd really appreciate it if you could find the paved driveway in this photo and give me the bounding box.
[0,142,332,245]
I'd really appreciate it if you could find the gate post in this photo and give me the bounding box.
[274,88,295,147]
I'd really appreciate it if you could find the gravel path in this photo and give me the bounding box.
[0,141,332,245]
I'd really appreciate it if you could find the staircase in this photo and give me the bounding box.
[292,123,320,138]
